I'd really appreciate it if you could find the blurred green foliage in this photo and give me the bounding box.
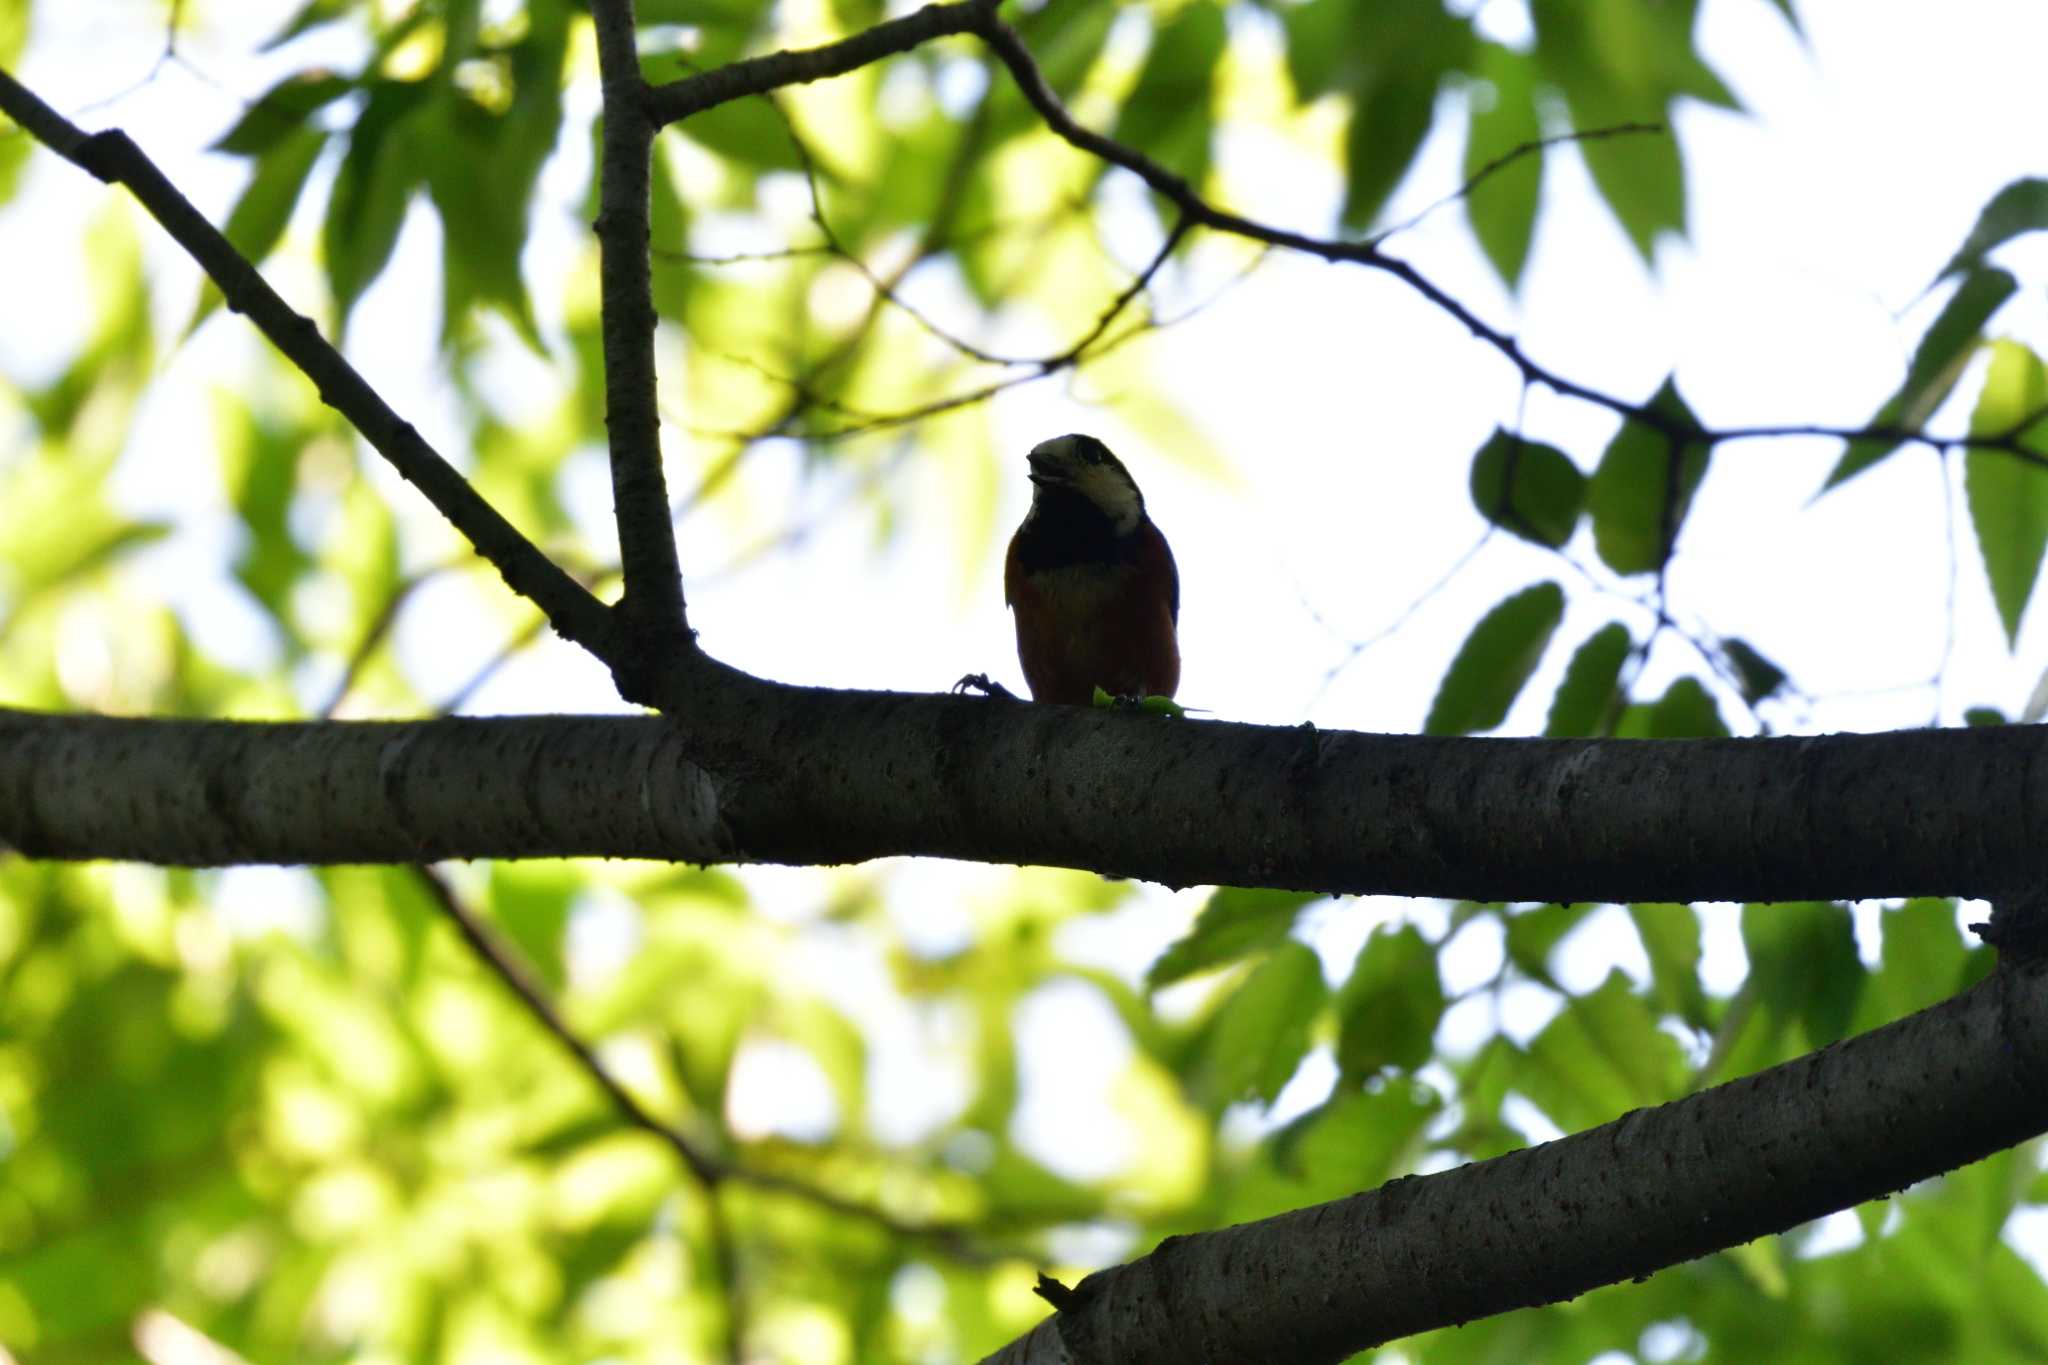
[5,0,2048,1362]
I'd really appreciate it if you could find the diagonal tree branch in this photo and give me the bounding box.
[0,66,624,667]
[589,0,690,679]
[405,865,993,1259]
[983,956,2048,1363]
[643,0,1000,127]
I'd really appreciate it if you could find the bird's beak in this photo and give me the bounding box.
[1025,451,1056,486]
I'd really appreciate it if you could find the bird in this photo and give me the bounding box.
[1001,433,1180,705]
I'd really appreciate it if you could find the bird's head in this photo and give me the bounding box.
[1025,434,1144,535]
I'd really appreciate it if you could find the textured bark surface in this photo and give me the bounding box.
[982,958,2048,1364]
[3,687,2042,903]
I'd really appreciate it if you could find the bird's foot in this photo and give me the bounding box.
[953,673,1018,700]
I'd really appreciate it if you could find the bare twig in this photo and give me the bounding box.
[0,67,624,664]
[407,865,1001,1258]
[1380,122,1665,243]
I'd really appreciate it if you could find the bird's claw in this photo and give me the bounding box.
[953,673,1017,700]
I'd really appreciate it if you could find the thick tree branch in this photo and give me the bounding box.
[983,956,2048,1363]
[643,0,1000,127]
[589,0,690,677]
[4,701,2044,904]
[0,67,624,665]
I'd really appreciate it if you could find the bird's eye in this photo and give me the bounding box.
[1082,441,1106,465]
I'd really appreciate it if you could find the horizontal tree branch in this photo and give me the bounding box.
[0,66,625,664]
[4,697,2043,903]
[643,0,999,127]
[984,956,2048,1363]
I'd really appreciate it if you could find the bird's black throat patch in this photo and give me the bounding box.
[1015,484,1141,574]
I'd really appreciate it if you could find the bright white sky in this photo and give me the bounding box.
[8,0,2048,1303]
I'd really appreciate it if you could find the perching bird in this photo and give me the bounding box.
[1003,433,1180,705]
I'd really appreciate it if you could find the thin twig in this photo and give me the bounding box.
[1379,122,1665,243]
[407,865,1002,1258]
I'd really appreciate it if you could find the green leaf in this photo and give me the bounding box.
[1857,899,1973,1028]
[1280,0,1352,103]
[1522,971,1685,1131]
[1965,706,2007,727]
[1230,1084,1438,1223]
[215,395,317,637]
[1334,924,1445,1077]
[419,11,568,346]
[1424,581,1566,735]
[1195,942,1327,1106]
[675,96,804,173]
[261,0,355,50]
[1148,888,1321,989]
[1337,1,1473,227]
[1464,42,1543,289]
[1965,341,2048,646]
[1628,903,1709,1030]
[1505,902,1592,988]
[192,125,327,333]
[324,79,431,330]
[1587,378,1709,575]
[1582,121,1683,258]
[1824,267,2017,491]
[0,0,33,207]
[1340,64,1442,230]
[1743,902,1863,1050]
[1530,0,1717,257]
[1545,623,1632,737]
[1468,428,1585,548]
[1535,978,1686,1124]
[214,72,353,156]
[487,864,581,991]
[1110,2,1227,192]
[1722,638,1787,705]
[1614,676,1728,738]
[1938,178,2048,282]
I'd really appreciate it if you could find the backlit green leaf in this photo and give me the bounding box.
[1196,941,1326,1106]
[1824,267,2016,491]
[214,72,352,156]
[1148,888,1321,989]
[1111,2,1226,192]
[1335,924,1444,1076]
[1468,428,1585,547]
[1938,177,2048,282]
[1743,901,1863,1050]
[192,125,327,333]
[1587,377,1708,575]
[1424,580,1566,735]
[324,79,431,330]
[1723,638,1788,705]
[1464,42,1543,289]
[1964,340,2048,646]
[1614,676,1728,738]
[1521,971,1684,1131]
[1545,623,1632,737]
